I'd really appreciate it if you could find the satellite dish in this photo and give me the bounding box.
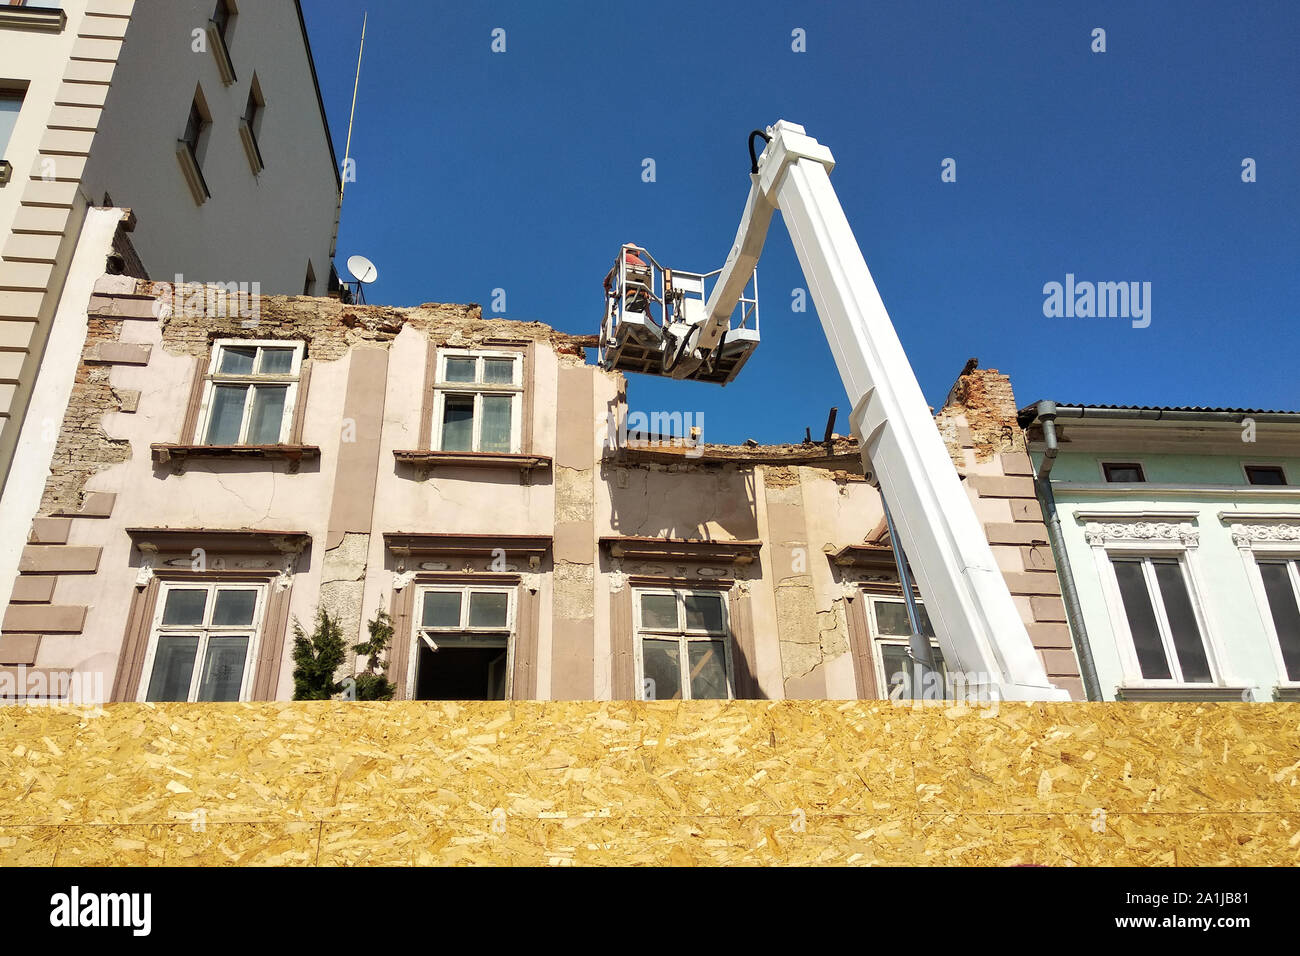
[347,254,378,284]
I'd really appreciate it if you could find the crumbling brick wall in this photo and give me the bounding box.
[936,362,1027,463]
[37,281,593,514]
[40,316,131,516]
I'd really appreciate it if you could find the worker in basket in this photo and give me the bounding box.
[604,248,652,316]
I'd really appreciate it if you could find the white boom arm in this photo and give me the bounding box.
[716,121,1066,701]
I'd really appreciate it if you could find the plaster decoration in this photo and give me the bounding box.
[1229,523,1300,549]
[275,554,296,591]
[1084,521,1199,548]
[698,567,725,578]
[418,562,451,572]
[522,572,542,595]
[733,579,751,596]
[608,570,628,593]
[134,559,153,589]
[392,570,416,592]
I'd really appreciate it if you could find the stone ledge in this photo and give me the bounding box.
[2,604,86,634]
[393,449,551,484]
[151,443,321,475]
[51,491,116,518]
[9,576,56,603]
[0,635,40,666]
[85,341,150,365]
[19,546,100,574]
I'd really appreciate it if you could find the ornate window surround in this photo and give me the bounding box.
[1077,510,1238,697]
[1221,512,1300,698]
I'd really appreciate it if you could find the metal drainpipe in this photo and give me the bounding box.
[1033,401,1102,700]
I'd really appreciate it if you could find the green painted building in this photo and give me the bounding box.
[1020,404,1300,701]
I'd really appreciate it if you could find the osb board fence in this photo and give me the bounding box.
[0,701,1297,866]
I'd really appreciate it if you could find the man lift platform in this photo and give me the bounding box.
[599,121,1068,702]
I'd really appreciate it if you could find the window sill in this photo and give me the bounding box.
[238,118,264,174]
[1273,685,1300,702]
[176,142,210,205]
[207,21,237,85]
[0,7,66,31]
[393,449,551,484]
[152,443,320,475]
[1115,684,1252,702]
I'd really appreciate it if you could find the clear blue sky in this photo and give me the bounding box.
[302,0,1298,443]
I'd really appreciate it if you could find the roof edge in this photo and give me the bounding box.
[294,0,342,191]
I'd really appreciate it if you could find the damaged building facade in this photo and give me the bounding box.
[0,278,1083,702]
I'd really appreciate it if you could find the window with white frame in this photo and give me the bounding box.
[139,582,265,702]
[413,585,514,699]
[634,589,732,700]
[867,595,951,699]
[199,340,304,445]
[1110,556,1213,682]
[1257,559,1300,682]
[433,350,522,453]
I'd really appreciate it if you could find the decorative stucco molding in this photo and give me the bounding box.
[1228,523,1300,549]
[1084,521,1199,548]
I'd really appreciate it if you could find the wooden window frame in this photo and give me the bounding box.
[136,581,267,702]
[113,568,296,703]
[407,583,517,700]
[631,586,735,701]
[195,339,305,446]
[431,349,524,454]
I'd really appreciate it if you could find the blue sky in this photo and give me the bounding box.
[301,0,1298,443]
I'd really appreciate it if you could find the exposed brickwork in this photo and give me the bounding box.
[935,362,1084,698]
[39,315,130,516]
[139,281,591,362]
[937,366,1026,463]
[37,283,595,516]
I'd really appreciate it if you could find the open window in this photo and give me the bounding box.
[412,585,514,699]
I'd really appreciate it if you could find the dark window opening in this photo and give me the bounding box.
[414,645,508,700]
[183,101,208,164]
[1245,465,1287,486]
[1103,462,1146,483]
[303,261,316,296]
[1259,561,1300,682]
[211,0,233,42]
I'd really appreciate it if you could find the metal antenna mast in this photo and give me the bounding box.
[339,11,367,208]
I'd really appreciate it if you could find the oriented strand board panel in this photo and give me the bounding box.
[0,701,1297,866]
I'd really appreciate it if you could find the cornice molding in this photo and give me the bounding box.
[1225,522,1300,549]
[1083,520,1199,548]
